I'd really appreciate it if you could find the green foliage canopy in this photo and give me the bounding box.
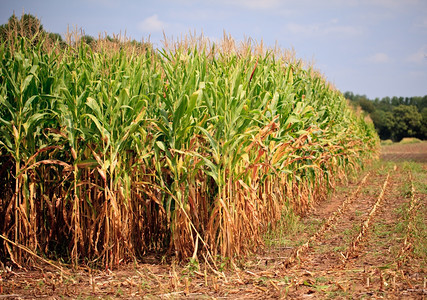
[346,92,427,141]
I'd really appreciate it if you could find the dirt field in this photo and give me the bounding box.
[381,141,427,162]
[1,143,426,299]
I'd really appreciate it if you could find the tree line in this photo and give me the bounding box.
[344,92,427,141]
[0,13,151,51]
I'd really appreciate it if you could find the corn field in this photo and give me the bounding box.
[0,34,379,268]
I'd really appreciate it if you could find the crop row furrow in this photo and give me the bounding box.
[283,172,371,268]
[343,171,392,261]
[395,173,420,270]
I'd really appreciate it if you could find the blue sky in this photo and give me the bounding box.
[1,0,426,99]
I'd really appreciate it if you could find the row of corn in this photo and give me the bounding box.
[0,35,379,267]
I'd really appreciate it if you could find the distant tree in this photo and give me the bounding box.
[378,96,392,111]
[390,105,422,141]
[371,110,394,140]
[82,34,96,47]
[130,39,152,51]
[344,91,427,140]
[20,13,43,35]
[47,32,67,47]
[420,107,427,139]
[0,23,7,40]
[106,35,119,43]
[391,96,400,106]
[0,13,43,41]
[417,95,427,111]
[343,91,354,101]
[382,96,391,104]
[1,13,67,49]
[48,32,62,42]
[359,97,375,113]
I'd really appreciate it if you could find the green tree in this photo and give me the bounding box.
[420,107,427,139]
[344,91,354,100]
[0,13,43,41]
[1,13,66,48]
[359,97,375,113]
[391,105,422,141]
[82,34,95,46]
[371,110,394,140]
[378,97,392,112]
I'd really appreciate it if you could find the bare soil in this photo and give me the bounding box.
[1,143,426,299]
[381,141,427,162]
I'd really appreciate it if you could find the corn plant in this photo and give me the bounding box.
[0,34,379,267]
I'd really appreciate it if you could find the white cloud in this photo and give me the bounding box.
[138,14,167,33]
[366,53,391,63]
[406,46,427,63]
